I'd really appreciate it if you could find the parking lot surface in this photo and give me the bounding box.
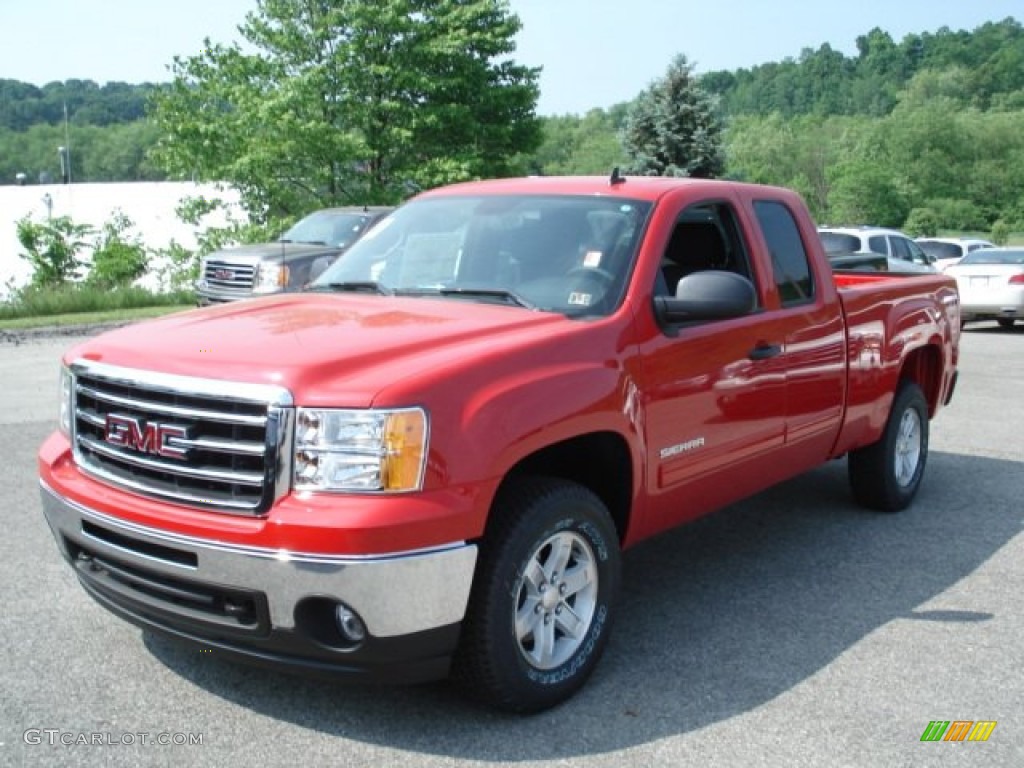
[2,323,1021,767]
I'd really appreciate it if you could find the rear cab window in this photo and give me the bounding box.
[754,201,814,306]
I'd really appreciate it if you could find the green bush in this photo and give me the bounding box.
[0,284,193,321]
[991,219,1011,246]
[87,211,148,288]
[16,215,94,288]
[903,207,940,237]
[926,198,988,232]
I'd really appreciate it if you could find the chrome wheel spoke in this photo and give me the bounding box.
[554,603,585,638]
[560,564,591,598]
[547,536,574,579]
[515,597,542,638]
[523,558,546,593]
[532,616,557,666]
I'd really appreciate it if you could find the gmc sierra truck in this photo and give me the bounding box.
[38,175,960,713]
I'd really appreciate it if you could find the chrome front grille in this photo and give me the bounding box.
[70,361,293,515]
[203,259,256,291]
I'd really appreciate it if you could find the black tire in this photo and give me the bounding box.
[997,318,1016,330]
[848,381,929,512]
[453,477,621,713]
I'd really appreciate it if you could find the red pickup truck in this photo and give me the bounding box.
[38,175,959,713]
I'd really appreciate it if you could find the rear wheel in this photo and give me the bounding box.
[997,318,1016,329]
[848,381,929,512]
[454,477,621,713]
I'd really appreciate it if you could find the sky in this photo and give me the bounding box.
[1,0,1021,115]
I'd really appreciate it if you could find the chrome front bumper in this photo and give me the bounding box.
[40,481,477,680]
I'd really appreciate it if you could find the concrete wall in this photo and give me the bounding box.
[1,181,244,298]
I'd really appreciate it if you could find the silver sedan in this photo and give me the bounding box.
[945,247,1024,328]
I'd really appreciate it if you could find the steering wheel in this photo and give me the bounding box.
[565,266,616,287]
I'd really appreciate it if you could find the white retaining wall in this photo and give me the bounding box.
[0,181,244,298]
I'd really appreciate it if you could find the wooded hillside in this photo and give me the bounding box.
[2,16,1022,234]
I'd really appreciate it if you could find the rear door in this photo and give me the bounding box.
[751,199,847,465]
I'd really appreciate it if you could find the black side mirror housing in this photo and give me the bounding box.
[654,270,757,331]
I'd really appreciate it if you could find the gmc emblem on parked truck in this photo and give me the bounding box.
[104,414,191,460]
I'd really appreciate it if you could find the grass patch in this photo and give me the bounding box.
[0,304,193,331]
[937,230,1024,245]
[0,284,197,330]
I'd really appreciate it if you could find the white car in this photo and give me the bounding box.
[916,237,995,272]
[818,227,937,273]
[945,247,1024,329]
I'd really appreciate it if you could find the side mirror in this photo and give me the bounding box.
[654,271,756,330]
[309,256,332,282]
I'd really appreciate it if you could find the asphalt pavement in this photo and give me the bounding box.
[1,323,1021,767]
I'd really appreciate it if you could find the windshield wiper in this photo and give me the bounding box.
[396,286,536,309]
[310,281,394,295]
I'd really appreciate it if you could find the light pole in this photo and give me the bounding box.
[58,146,70,184]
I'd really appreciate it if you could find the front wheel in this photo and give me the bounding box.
[997,318,1016,330]
[848,381,929,512]
[453,478,621,713]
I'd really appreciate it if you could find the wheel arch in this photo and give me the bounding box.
[492,431,634,545]
[899,343,943,417]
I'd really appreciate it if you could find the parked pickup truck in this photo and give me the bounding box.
[39,175,960,713]
[196,206,392,305]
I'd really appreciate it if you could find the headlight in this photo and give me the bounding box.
[293,408,428,493]
[58,366,74,437]
[253,263,290,293]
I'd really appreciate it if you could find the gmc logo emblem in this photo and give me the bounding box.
[104,414,191,460]
[213,268,235,280]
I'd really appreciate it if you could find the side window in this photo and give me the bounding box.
[890,236,912,262]
[867,235,888,255]
[656,202,753,299]
[754,200,814,306]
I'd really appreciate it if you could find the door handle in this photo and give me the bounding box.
[748,343,782,360]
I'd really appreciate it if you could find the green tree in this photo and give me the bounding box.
[531,106,629,176]
[622,55,724,178]
[827,158,910,228]
[149,0,541,217]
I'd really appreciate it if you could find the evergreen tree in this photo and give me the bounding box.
[621,55,724,178]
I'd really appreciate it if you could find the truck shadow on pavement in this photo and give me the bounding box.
[144,449,1021,760]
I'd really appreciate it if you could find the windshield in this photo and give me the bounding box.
[819,232,861,254]
[917,240,962,260]
[283,210,371,247]
[959,248,1024,265]
[313,195,652,316]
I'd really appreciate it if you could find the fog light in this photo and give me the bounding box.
[335,604,367,643]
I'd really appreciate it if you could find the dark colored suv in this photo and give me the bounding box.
[196,206,393,305]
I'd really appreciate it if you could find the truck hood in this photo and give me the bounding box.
[206,242,339,263]
[68,293,570,406]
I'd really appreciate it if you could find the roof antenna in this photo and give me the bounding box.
[609,167,626,186]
